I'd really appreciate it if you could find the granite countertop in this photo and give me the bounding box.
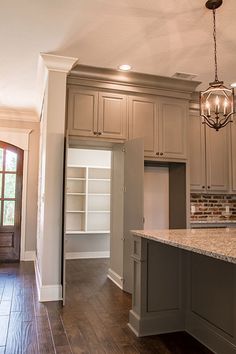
[131,228,236,264]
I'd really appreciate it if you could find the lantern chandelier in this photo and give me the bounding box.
[200,0,234,131]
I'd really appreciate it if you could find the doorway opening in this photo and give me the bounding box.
[65,147,112,261]
[0,141,23,262]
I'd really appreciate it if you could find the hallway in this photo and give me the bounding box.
[0,260,212,353]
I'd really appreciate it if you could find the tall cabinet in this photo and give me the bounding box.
[129,96,187,160]
[189,112,229,192]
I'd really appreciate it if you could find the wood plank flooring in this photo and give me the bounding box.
[0,260,213,353]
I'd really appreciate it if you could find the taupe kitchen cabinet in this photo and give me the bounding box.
[230,117,236,192]
[189,112,229,192]
[67,87,128,140]
[129,96,187,160]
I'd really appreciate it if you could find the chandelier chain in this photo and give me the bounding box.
[212,8,218,82]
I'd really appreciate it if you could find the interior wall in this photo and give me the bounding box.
[0,119,39,252]
[66,148,111,257]
[144,166,169,229]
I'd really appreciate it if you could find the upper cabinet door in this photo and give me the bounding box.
[128,96,158,157]
[205,125,229,192]
[159,98,187,159]
[189,113,206,192]
[231,119,236,192]
[67,88,98,137]
[98,92,128,140]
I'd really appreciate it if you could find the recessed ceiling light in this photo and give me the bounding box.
[118,64,132,71]
[230,82,236,88]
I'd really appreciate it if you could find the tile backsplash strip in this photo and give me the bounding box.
[190,194,236,221]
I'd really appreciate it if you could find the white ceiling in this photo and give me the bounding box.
[0,0,235,111]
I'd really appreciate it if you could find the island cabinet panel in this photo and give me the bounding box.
[191,253,234,337]
[205,125,229,192]
[159,98,187,160]
[128,96,187,161]
[128,96,158,157]
[231,118,236,192]
[67,87,128,140]
[98,92,127,139]
[67,88,98,137]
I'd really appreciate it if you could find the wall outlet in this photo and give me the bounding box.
[191,205,196,214]
[225,205,230,214]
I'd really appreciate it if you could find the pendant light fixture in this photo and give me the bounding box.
[200,0,234,131]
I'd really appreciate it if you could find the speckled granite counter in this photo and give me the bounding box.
[129,228,236,353]
[131,228,236,264]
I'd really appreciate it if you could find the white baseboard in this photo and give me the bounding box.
[34,260,62,302]
[107,268,123,289]
[22,251,36,261]
[66,251,110,259]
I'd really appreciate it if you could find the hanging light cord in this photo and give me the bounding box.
[212,8,219,82]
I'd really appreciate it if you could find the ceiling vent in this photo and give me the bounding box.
[172,72,197,80]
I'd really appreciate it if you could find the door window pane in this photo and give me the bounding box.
[4,174,16,199]
[0,173,2,198]
[0,149,3,171]
[3,200,15,226]
[5,150,17,172]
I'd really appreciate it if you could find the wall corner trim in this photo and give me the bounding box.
[34,260,62,302]
[22,251,36,261]
[107,268,124,289]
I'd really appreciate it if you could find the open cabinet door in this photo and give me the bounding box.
[62,132,69,305]
[123,139,144,293]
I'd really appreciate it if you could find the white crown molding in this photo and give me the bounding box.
[0,107,39,122]
[35,53,78,118]
[40,53,78,73]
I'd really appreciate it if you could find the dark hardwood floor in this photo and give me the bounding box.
[0,259,213,353]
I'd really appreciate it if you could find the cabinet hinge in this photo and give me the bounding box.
[123,186,126,192]
[122,147,126,153]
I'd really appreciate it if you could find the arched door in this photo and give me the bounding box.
[0,141,23,261]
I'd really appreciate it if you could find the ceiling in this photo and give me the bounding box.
[0,0,235,112]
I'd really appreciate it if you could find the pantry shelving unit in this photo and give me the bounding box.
[66,165,111,235]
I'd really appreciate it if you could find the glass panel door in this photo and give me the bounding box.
[0,142,23,261]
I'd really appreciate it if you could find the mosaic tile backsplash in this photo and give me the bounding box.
[190,194,236,221]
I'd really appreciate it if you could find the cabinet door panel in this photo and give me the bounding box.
[67,89,98,136]
[98,92,127,139]
[129,97,157,156]
[231,119,236,192]
[189,113,206,192]
[159,99,187,159]
[206,126,229,192]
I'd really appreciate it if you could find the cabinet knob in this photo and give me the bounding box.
[98,132,102,136]
[93,132,97,135]
[156,152,159,156]
[202,186,205,189]
[207,186,210,189]
[160,152,163,156]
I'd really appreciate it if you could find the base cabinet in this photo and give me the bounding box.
[189,112,229,193]
[67,87,128,140]
[129,96,187,161]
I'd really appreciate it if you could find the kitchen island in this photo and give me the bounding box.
[129,228,236,354]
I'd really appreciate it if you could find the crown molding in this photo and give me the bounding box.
[68,64,201,96]
[0,107,39,122]
[40,53,78,73]
[35,53,78,118]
